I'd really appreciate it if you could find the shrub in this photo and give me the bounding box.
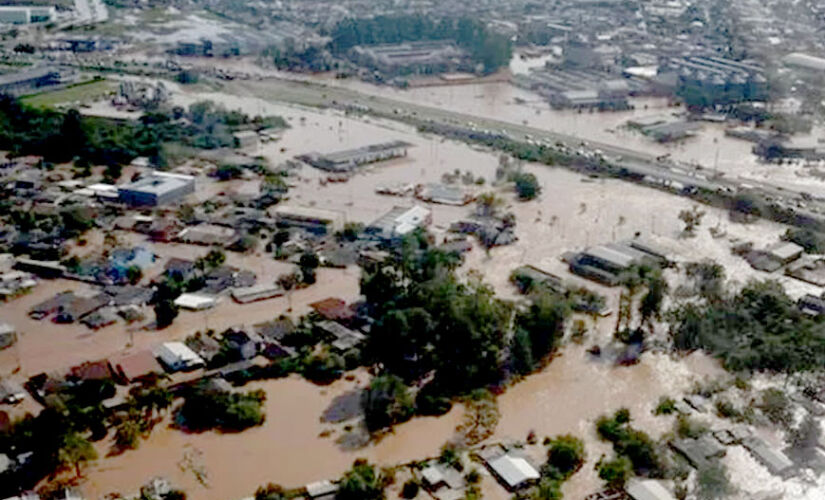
[401,479,419,499]
[654,397,677,415]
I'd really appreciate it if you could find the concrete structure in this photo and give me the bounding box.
[155,342,204,371]
[366,205,432,240]
[273,206,345,235]
[118,172,195,207]
[485,454,540,491]
[626,479,677,500]
[174,293,217,311]
[298,141,411,172]
[0,6,56,25]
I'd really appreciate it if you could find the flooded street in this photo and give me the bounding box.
[3,72,819,500]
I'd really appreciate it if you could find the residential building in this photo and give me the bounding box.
[118,172,195,207]
[110,350,163,383]
[233,130,260,150]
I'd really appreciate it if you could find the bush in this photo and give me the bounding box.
[401,479,419,499]
[177,385,266,432]
[676,415,708,439]
[654,397,677,415]
[513,172,540,200]
[546,435,586,479]
[758,388,792,428]
[597,456,631,489]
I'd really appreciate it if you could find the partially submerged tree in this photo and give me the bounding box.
[678,206,705,237]
[456,389,500,446]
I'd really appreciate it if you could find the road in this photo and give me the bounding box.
[230,77,822,217]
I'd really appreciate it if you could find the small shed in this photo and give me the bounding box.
[305,480,337,500]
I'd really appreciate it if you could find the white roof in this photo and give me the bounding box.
[0,322,14,335]
[421,465,446,485]
[768,241,803,260]
[487,454,539,488]
[626,479,677,500]
[305,480,338,497]
[156,342,203,367]
[174,293,217,310]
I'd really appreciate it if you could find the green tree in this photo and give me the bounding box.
[546,435,586,479]
[336,459,385,500]
[362,374,415,432]
[457,389,499,446]
[299,252,320,285]
[513,172,540,200]
[597,456,631,489]
[126,265,143,285]
[58,432,97,477]
[154,299,179,329]
[678,206,705,237]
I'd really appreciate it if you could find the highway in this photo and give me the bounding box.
[233,77,821,216]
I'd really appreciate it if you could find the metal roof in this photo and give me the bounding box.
[487,454,539,489]
[626,479,677,500]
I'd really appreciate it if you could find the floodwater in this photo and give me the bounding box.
[0,263,359,379]
[74,345,720,500]
[6,77,819,499]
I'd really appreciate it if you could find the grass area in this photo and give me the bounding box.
[21,79,116,108]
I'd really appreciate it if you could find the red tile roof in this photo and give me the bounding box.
[309,297,354,321]
[112,350,162,382]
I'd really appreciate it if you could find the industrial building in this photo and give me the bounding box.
[118,172,195,207]
[0,5,56,25]
[365,205,432,240]
[656,56,768,107]
[297,141,411,172]
[272,206,345,235]
[350,41,465,74]
[0,67,68,96]
[569,239,669,285]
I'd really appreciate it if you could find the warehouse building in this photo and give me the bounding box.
[350,41,465,74]
[272,206,345,235]
[118,172,195,206]
[0,5,56,25]
[0,66,66,96]
[298,141,411,172]
[365,205,432,240]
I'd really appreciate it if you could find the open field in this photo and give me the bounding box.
[21,78,116,108]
